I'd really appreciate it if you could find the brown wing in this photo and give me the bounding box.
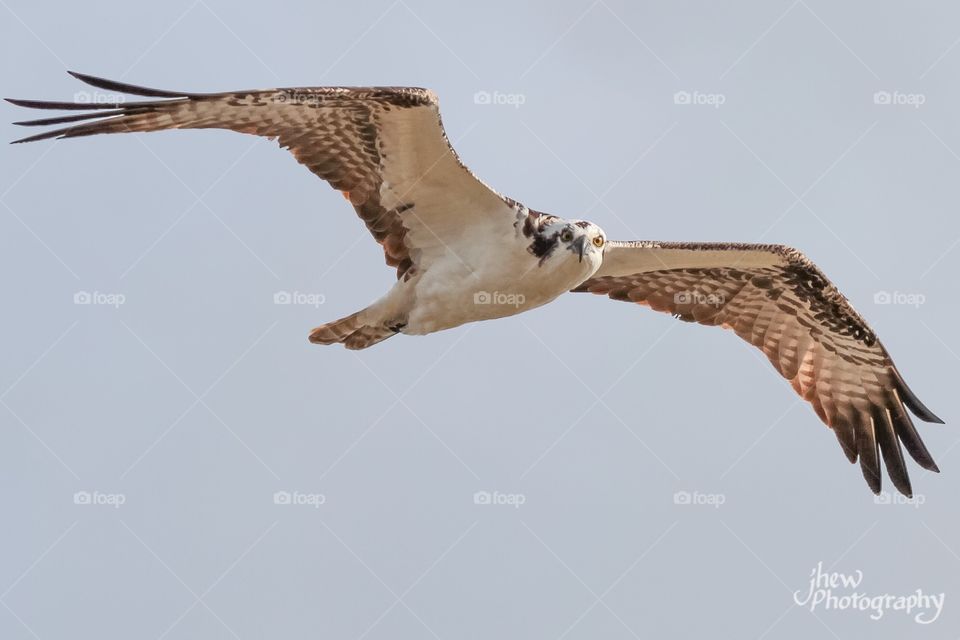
[573,240,943,496]
[7,72,515,279]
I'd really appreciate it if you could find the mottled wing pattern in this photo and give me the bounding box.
[7,72,514,278]
[573,240,943,496]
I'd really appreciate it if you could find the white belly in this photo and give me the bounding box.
[402,241,599,335]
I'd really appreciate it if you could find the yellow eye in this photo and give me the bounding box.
[592,236,605,248]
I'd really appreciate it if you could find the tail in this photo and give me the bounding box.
[309,311,398,350]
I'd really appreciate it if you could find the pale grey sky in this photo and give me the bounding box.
[2,1,959,638]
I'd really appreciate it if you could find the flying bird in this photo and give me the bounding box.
[7,72,944,497]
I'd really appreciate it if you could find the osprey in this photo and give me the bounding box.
[7,72,944,497]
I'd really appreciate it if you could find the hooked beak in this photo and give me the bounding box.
[571,235,587,262]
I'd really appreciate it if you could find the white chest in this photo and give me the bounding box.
[403,232,599,334]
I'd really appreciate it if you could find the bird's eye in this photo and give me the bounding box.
[592,236,604,248]
[560,229,574,243]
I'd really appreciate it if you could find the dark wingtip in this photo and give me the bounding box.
[10,130,63,144]
[861,466,882,495]
[6,96,129,111]
[895,482,914,499]
[67,70,94,83]
[892,368,944,424]
[12,108,134,128]
[915,404,945,424]
[66,70,191,98]
[858,424,882,495]
[66,70,106,86]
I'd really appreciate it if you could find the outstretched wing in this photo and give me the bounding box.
[573,240,943,496]
[7,72,516,278]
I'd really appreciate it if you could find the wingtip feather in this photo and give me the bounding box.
[892,367,944,424]
[65,70,191,98]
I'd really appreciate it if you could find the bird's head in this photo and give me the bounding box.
[525,214,606,274]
